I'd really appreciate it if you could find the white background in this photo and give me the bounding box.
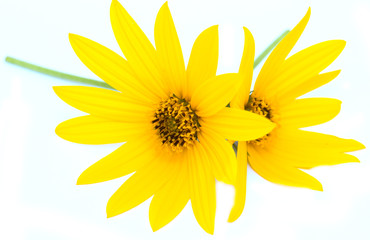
[0,0,369,239]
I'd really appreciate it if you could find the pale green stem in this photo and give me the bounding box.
[5,56,114,90]
[5,30,289,89]
[253,30,289,69]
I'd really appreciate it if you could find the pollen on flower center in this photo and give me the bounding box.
[152,95,200,152]
[246,94,274,147]
[246,94,273,120]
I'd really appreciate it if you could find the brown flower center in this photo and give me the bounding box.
[152,95,200,152]
[246,94,274,147]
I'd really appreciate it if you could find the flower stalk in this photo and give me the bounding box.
[5,56,114,89]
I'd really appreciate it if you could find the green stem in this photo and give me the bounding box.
[5,57,114,90]
[253,30,290,69]
[5,30,289,89]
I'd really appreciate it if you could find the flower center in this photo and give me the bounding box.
[152,95,200,152]
[246,94,273,120]
[246,94,274,147]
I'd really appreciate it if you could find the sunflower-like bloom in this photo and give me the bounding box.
[54,0,275,234]
[228,8,365,222]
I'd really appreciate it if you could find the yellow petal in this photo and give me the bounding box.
[263,128,364,168]
[279,70,341,105]
[254,8,311,96]
[198,127,237,184]
[278,98,341,128]
[275,128,365,153]
[154,2,186,98]
[267,147,360,169]
[228,141,248,223]
[202,107,275,141]
[53,86,153,122]
[106,151,180,218]
[189,143,216,234]
[77,134,158,185]
[264,40,346,99]
[191,73,242,117]
[231,27,255,109]
[56,115,151,144]
[69,33,156,104]
[248,146,323,191]
[149,155,189,231]
[110,0,168,98]
[186,25,218,99]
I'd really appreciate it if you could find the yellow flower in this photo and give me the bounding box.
[228,8,365,222]
[54,0,275,234]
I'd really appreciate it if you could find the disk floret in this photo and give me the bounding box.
[246,93,274,147]
[246,94,273,120]
[153,95,200,152]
